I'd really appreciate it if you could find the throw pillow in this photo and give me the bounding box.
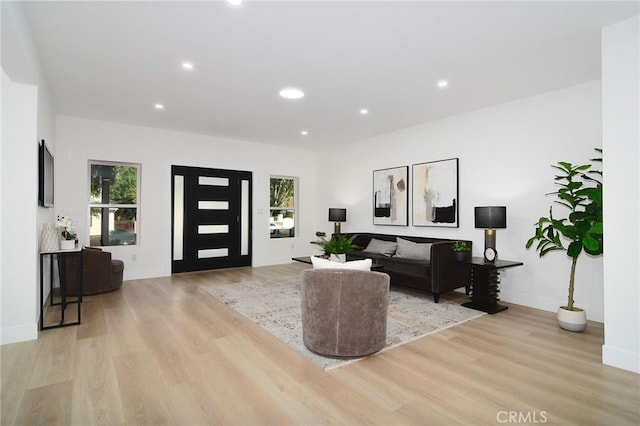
[310,256,372,271]
[364,238,397,256]
[394,237,432,261]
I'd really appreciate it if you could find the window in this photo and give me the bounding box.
[89,161,140,246]
[270,176,296,238]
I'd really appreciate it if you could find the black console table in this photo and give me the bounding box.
[461,257,523,314]
[40,248,83,330]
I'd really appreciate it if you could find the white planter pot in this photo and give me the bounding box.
[557,306,587,332]
[60,239,76,250]
[330,253,346,263]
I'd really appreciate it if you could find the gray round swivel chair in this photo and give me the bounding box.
[301,268,390,357]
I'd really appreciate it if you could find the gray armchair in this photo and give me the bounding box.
[301,269,390,357]
[58,247,124,296]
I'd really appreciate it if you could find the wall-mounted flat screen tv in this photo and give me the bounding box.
[38,139,54,207]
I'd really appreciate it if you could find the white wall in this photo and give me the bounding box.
[55,116,317,279]
[602,16,640,374]
[1,1,58,344]
[1,70,39,344]
[316,81,605,321]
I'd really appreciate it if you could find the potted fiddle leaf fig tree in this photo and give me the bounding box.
[526,149,602,332]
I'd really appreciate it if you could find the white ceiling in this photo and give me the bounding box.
[18,1,640,150]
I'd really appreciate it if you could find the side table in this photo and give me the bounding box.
[40,248,83,329]
[461,257,523,314]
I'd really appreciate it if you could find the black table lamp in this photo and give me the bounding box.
[475,206,506,262]
[328,208,347,235]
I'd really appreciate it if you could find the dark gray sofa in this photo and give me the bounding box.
[341,233,471,303]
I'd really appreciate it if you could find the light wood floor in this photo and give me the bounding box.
[2,262,638,425]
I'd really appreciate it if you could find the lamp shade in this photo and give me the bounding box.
[328,208,347,222]
[474,206,506,229]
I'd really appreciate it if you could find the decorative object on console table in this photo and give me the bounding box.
[57,215,77,250]
[462,257,523,314]
[40,223,59,251]
[474,206,506,263]
[525,149,602,332]
[412,158,459,227]
[328,208,346,235]
[373,166,408,226]
[60,239,76,250]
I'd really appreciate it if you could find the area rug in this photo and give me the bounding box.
[200,275,484,370]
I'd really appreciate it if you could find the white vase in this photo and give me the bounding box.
[330,253,346,263]
[557,306,587,332]
[60,239,76,250]
[40,223,59,252]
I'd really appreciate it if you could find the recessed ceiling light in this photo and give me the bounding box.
[154,103,164,110]
[301,130,309,136]
[437,80,449,88]
[228,0,243,6]
[279,87,305,100]
[359,108,369,115]
[181,61,194,70]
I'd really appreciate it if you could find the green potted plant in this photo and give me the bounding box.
[312,234,360,263]
[526,149,602,332]
[452,241,471,261]
[57,215,77,250]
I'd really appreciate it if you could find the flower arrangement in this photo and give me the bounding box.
[57,215,77,241]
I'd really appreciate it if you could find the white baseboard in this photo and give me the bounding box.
[1,322,38,345]
[602,344,640,374]
[123,267,169,281]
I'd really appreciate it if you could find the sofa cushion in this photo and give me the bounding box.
[394,237,432,261]
[310,256,372,271]
[364,238,398,256]
[347,251,386,264]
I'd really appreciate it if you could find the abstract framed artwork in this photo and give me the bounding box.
[412,158,459,227]
[373,166,408,226]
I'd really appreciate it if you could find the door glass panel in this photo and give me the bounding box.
[198,248,229,259]
[173,175,184,260]
[198,225,229,234]
[199,176,229,186]
[198,201,229,210]
[241,179,249,255]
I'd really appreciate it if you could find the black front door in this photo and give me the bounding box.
[172,166,252,273]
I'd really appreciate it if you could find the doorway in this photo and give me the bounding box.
[172,166,252,273]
